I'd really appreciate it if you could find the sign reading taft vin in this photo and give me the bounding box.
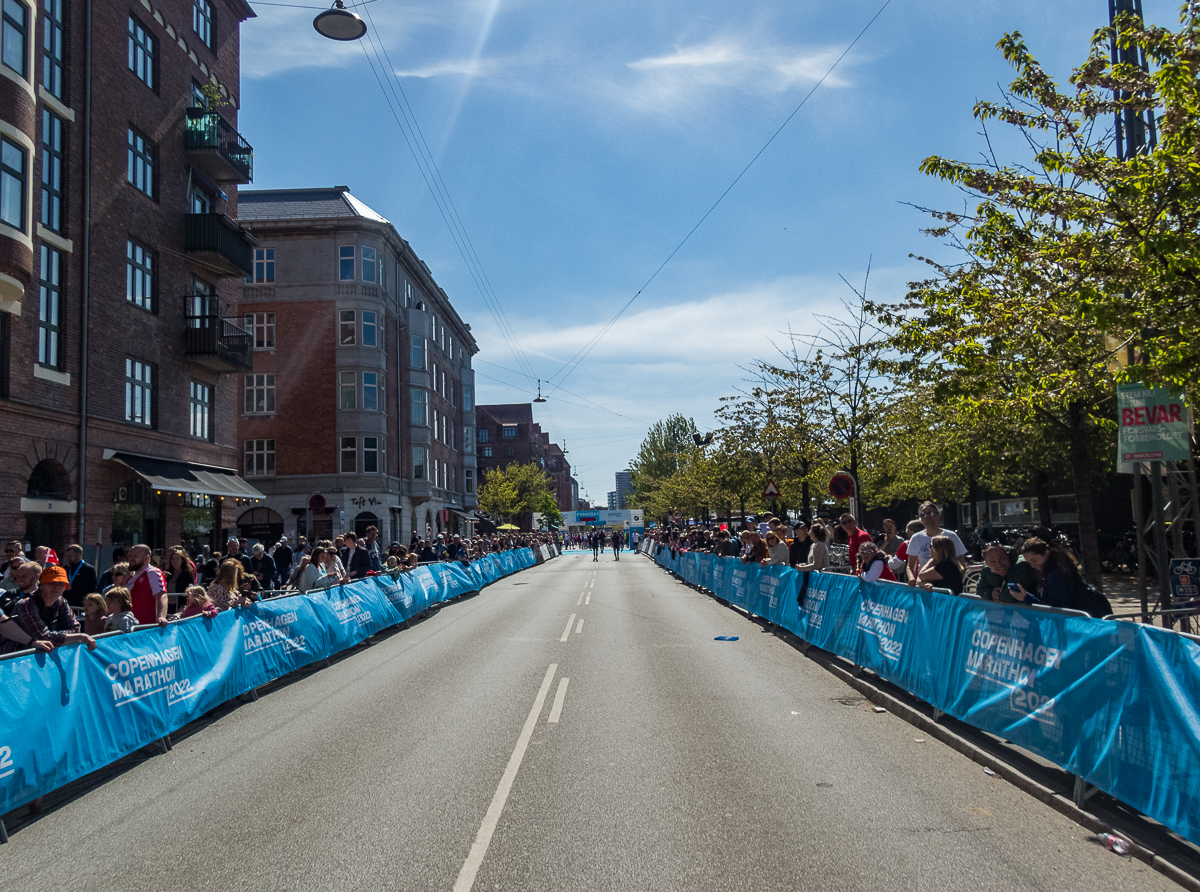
[1117,384,1191,472]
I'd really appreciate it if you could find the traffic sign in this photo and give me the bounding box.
[829,473,856,500]
[308,493,326,513]
[761,479,781,499]
[671,509,682,522]
[1170,558,1199,606]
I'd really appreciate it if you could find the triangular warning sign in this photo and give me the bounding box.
[762,479,782,499]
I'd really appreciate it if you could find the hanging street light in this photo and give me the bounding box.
[533,379,547,403]
[313,1,368,41]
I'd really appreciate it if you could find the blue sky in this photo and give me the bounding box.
[241,0,1181,504]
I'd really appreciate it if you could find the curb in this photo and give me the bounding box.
[645,559,1200,892]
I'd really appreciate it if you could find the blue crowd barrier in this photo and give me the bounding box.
[648,546,1200,848]
[0,548,541,818]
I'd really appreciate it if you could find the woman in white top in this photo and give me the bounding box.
[796,522,830,572]
[763,531,790,565]
[297,547,335,593]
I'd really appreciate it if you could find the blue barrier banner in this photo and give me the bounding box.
[650,548,1200,847]
[0,548,541,816]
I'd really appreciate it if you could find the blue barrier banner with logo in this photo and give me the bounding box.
[650,548,1200,847]
[0,548,540,816]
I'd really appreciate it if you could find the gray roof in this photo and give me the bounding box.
[238,186,390,224]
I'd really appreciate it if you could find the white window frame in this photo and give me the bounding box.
[340,370,356,410]
[362,310,377,347]
[243,312,276,350]
[363,371,380,411]
[245,439,275,477]
[339,245,355,281]
[361,245,377,283]
[190,380,211,440]
[243,373,276,415]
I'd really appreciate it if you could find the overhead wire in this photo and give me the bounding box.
[542,0,895,397]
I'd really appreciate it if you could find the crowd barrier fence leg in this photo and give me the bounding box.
[0,818,8,843]
[932,707,945,722]
[1073,776,1099,807]
[157,734,173,754]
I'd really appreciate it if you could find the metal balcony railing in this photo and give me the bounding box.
[185,108,254,184]
[184,213,255,278]
[184,315,253,373]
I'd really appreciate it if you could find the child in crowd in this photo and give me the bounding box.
[180,584,218,619]
[104,587,137,633]
[81,592,109,635]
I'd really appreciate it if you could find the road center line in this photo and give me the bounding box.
[584,592,591,606]
[560,613,576,642]
[547,677,570,724]
[452,664,557,892]
[576,595,582,606]
[575,618,584,634]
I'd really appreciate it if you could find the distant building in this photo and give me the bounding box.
[615,470,633,509]
[476,403,574,511]
[607,491,617,510]
[235,186,479,544]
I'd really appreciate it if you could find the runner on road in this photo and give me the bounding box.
[591,531,600,562]
[612,529,623,561]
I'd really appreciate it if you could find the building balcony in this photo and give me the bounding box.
[184,315,253,373]
[184,213,255,278]
[185,109,254,184]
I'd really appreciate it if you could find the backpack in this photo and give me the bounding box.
[1073,577,1113,619]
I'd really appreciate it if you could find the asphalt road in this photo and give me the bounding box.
[5,551,1176,891]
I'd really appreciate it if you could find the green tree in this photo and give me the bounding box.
[627,414,699,509]
[536,491,565,530]
[478,462,552,527]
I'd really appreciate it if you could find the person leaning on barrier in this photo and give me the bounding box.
[857,541,896,582]
[788,519,812,568]
[1007,537,1112,617]
[976,542,1039,603]
[207,560,259,611]
[13,565,96,651]
[915,535,965,595]
[763,531,789,565]
[795,523,830,572]
[104,586,137,633]
[0,610,54,653]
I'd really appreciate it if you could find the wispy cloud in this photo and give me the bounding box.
[620,37,852,115]
[392,58,503,79]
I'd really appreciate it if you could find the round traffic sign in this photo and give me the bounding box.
[828,473,856,500]
[671,509,682,522]
[308,493,326,513]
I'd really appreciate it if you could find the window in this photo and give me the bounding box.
[504,446,515,458]
[243,312,275,349]
[37,245,60,368]
[243,373,275,414]
[0,137,25,231]
[432,409,439,440]
[502,425,518,439]
[124,358,153,427]
[191,80,207,110]
[127,16,154,89]
[245,248,274,283]
[431,363,437,393]
[339,245,354,280]
[363,436,379,473]
[362,310,377,347]
[125,240,154,311]
[404,279,413,307]
[432,458,439,488]
[412,446,426,480]
[481,445,492,458]
[440,370,446,398]
[189,181,212,214]
[40,109,63,233]
[464,426,473,453]
[126,127,154,197]
[363,371,379,410]
[340,436,356,473]
[339,309,355,345]
[2,0,27,78]
[411,388,427,425]
[450,379,457,407]
[448,335,454,363]
[245,439,274,477]
[410,335,424,368]
[465,468,474,493]
[362,246,376,282]
[42,0,64,99]
[450,425,456,451]
[189,381,211,440]
[193,0,213,48]
[187,278,212,319]
[477,427,488,442]
[339,370,356,410]
[440,414,446,444]
[463,385,473,412]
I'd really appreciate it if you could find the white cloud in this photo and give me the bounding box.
[392,58,502,78]
[620,37,852,115]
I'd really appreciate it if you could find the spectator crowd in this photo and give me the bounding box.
[0,525,559,657]
[644,502,1111,618]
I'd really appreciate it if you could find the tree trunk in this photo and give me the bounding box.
[801,479,811,518]
[967,477,978,529]
[1068,405,1103,589]
[1036,470,1053,528]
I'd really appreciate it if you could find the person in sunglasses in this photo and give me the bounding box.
[906,502,968,584]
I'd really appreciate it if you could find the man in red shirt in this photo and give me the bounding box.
[839,514,875,570]
[126,544,168,626]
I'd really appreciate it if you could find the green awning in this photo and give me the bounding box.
[105,451,266,500]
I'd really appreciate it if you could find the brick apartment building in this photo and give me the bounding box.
[475,403,577,513]
[235,186,480,544]
[0,0,262,567]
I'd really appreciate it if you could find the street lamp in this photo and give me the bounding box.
[313,1,367,41]
[533,379,547,403]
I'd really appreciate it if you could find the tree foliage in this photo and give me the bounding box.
[478,462,552,524]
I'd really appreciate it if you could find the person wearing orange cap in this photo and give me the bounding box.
[12,565,96,652]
